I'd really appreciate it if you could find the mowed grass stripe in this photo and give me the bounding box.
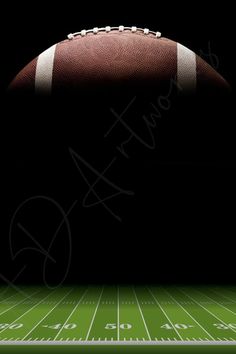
[152,286,201,340]
[134,287,173,340]
[0,288,40,321]
[0,289,59,339]
[179,288,236,340]
[22,288,86,340]
[148,287,183,341]
[119,287,149,341]
[22,289,73,340]
[87,287,117,341]
[169,288,236,341]
[54,288,89,340]
[85,287,104,341]
[0,287,41,315]
[197,288,236,315]
[162,287,215,340]
[213,288,236,305]
[183,288,236,328]
[53,287,103,340]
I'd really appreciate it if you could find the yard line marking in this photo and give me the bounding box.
[164,288,215,340]
[147,288,183,341]
[133,287,151,341]
[211,289,236,305]
[85,287,104,341]
[54,288,88,340]
[196,289,236,315]
[0,290,56,335]
[0,290,40,317]
[117,286,120,341]
[22,289,73,340]
[180,288,236,334]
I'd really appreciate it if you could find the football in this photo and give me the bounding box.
[9,26,230,95]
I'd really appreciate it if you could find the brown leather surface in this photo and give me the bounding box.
[53,32,177,91]
[9,58,37,92]
[196,55,230,92]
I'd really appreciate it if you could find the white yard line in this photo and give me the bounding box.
[22,289,73,340]
[54,288,88,340]
[133,287,151,341]
[163,288,215,340]
[117,286,120,341]
[85,287,104,341]
[196,289,236,315]
[147,287,183,341]
[180,288,236,334]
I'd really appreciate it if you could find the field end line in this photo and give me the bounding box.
[85,287,104,341]
[147,287,183,341]
[180,288,236,334]
[117,286,120,341]
[0,289,40,318]
[22,289,74,340]
[211,288,236,305]
[163,288,215,340]
[54,288,89,340]
[196,289,236,316]
[0,289,56,335]
[133,287,151,341]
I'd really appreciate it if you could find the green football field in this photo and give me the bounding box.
[0,286,236,353]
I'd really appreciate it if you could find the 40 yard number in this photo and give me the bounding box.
[161,323,194,330]
[42,323,77,329]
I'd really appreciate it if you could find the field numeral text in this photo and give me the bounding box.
[105,323,132,330]
[161,323,194,330]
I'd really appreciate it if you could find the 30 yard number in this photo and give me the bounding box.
[213,323,236,330]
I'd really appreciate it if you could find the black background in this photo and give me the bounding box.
[1,1,235,286]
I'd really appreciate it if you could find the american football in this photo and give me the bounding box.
[9,26,230,95]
